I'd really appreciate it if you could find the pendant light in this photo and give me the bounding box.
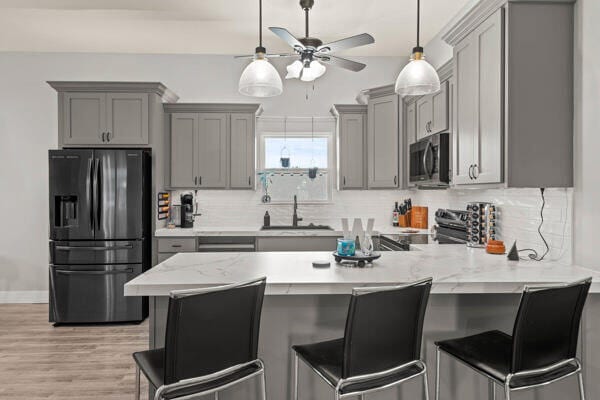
[239,0,283,97]
[395,0,440,97]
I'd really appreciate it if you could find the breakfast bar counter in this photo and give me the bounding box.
[126,248,600,400]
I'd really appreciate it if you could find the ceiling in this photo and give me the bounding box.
[0,0,473,56]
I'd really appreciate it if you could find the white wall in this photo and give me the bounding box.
[0,52,407,300]
[573,0,600,270]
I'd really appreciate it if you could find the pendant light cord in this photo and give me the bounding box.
[416,0,420,48]
[305,8,310,38]
[259,0,263,47]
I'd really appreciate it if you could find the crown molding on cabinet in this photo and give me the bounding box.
[330,104,368,116]
[364,84,396,99]
[47,81,179,103]
[442,0,575,46]
[164,103,262,114]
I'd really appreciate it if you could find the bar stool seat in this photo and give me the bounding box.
[293,339,425,395]
[436,330,579,389]
[133,349,262,399]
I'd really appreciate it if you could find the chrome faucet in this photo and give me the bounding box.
[292,195,303,227]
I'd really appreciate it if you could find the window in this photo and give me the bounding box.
[258,129,335,203]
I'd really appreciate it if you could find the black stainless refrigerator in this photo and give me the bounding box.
[48,149,151,324]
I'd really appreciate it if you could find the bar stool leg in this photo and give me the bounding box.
[503,384,510,400]
[577,371,586,400]
[293,352,299,400]
[214,392,219,400]
[358,395,365,400]
[260,368,267,400]
[134,364,140,400]
[488,380,496,400]
[435,347,441,400]
[422,367,430,400]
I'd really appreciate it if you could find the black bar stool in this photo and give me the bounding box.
[292,277,433,400]
[132,277,267,400]
[435,277,591,400]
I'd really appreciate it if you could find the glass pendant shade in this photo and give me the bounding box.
[239,56,283,97]
[286,60,303,79]
[395,52,441,97]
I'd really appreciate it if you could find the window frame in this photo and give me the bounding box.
[257,130,336,204]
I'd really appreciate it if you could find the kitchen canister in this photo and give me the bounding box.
[337,238,356,256]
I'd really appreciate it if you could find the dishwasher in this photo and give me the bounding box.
[197,236,256,252]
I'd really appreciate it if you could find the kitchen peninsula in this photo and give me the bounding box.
[126,247,600,400]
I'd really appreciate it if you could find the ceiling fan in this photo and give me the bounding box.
[269,0,375,82]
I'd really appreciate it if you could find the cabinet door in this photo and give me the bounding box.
[170,113,199,188]
[230,113,255,189]
[197,113,228,188]
[105,93,149,145]
[431,81,449,134]
[368,94,399,188]
[62,92,106,145]
[405,102,417,145]
[453,33,478,185]
[473,9,503,184]
[416,96,433,140]
[339,113,366,189]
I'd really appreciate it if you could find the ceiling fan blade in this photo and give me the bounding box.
[265,53,297,58]
[234,55,255,59]
[269,27,306,51]
[317,55,366,72]
[317,33,375,53]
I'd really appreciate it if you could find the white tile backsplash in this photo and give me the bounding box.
[171,187,573,263]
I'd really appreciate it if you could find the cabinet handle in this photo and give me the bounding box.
[468,165,474,180]
[171,244,182,248]
[194,177,197,185]
[343,176,346,186]
[394,175,397,185]
[107,132,112,142]
[199,176,202,185]
[426,122,429,133]
[101,132,106,142]
[248,176,251,186]
[473,164,479,179]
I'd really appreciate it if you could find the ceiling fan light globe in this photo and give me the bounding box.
[239,58,283,97]
[395,56,441,97]
[310,60,326,78]
[286,60,303,79]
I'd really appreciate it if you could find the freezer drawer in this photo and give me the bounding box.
[50,240,143,265]
[49,264,145,323]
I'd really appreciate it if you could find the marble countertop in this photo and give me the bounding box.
[125,245,600,296]
[154,227,430,237]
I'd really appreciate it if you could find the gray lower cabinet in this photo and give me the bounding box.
[332,105,368,190]
[230,113,255,189]
[256,237,339,252]
[367,93,399,188]
[166,104,260,189]
[157,237,197,263]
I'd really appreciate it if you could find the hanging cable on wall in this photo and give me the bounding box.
[518,188,550,261]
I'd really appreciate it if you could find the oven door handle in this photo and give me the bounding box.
[423,140,434,178]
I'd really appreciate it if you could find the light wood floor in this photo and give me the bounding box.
[0,304,150,399]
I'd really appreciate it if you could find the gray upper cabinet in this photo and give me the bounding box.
[416,80,449,140]
[332,105,367,190]
[198,113,228,188]
[49,82,178,147]
[165,104,261,190]
[62,92,106,145]
[170,113,198,188]
[405,102,417,145]
[105,93,149,145]
[230,113,255,189]
[444,0,574,188]
[367,92,399,188]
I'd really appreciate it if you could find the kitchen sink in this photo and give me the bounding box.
[261,224,334,231]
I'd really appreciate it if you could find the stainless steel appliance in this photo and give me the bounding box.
[180,194,194,228]
[409,132,450,187]
[48,149,151,324]
[466,202,497,248]
[433,209,469,244]
[377,234,429,251]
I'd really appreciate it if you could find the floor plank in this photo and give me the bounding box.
[0,304,150,399]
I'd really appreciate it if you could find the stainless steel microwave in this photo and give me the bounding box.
[409,132,450,187]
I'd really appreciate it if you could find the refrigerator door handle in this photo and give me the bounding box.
[55,244,134,251]
[87,158,94,231]
[55,268,134,276]
[93,158,101,232]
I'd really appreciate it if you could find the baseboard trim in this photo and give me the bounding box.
[0,290,48,304]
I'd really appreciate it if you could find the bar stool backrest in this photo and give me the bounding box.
[342,278,432,378]
[163,277,267,385]
[511,278,591,373]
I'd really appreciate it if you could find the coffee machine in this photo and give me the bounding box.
[180,194,194,228]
